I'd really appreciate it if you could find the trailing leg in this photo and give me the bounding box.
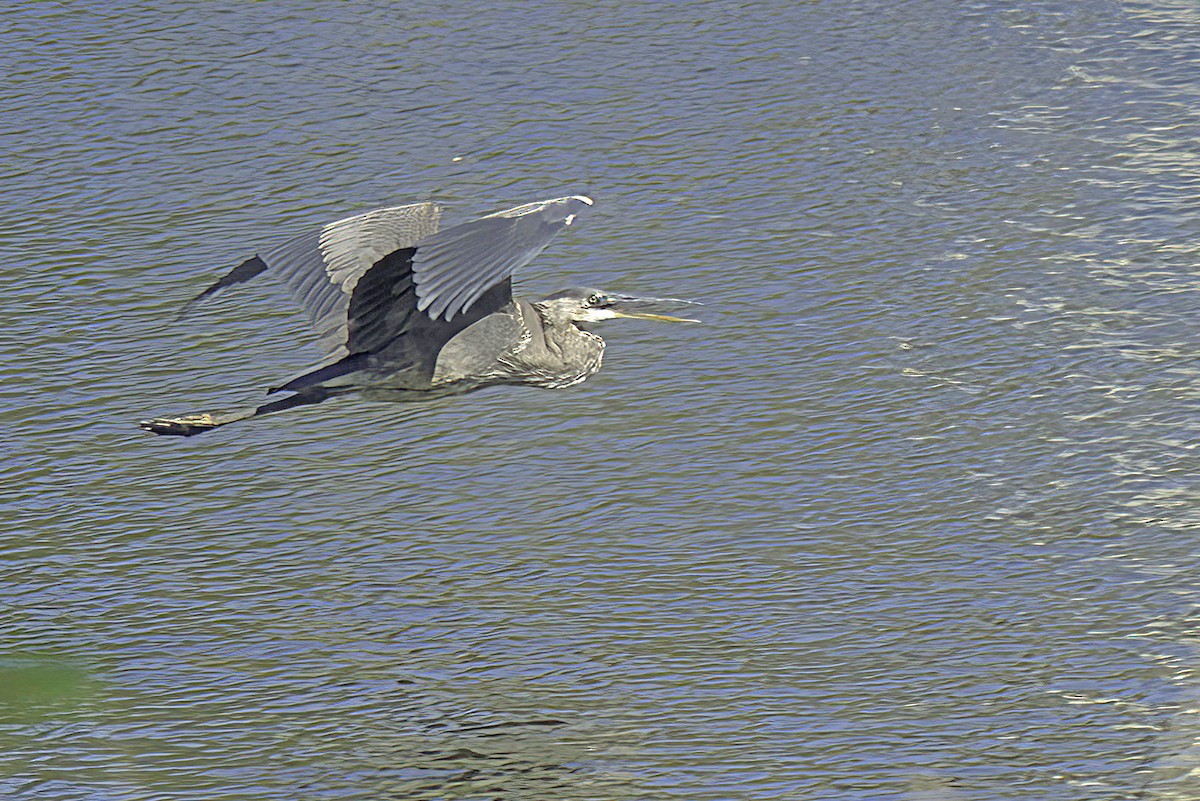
[138,388,343,437]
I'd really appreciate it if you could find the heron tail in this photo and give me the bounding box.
[138,388,342,437]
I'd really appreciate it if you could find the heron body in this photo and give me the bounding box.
[140,195,696,436]
[429,298,605,390]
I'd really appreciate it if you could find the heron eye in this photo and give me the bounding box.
[587,294,603,306]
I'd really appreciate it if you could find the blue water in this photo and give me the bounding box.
[5,1,1199,798]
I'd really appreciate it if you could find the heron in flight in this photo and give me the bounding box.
[139,195,697,436]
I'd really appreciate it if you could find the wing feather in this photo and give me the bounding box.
[413,195,592,321]
[187,202,442,357]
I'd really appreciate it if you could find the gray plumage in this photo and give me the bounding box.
[141,195,697,437]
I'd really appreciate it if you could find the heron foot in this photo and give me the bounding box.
[138,412,221,437]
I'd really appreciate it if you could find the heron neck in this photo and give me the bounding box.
[531,300,578,333]
[529,300,595,354]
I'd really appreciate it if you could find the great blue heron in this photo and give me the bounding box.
[139,195,698,436]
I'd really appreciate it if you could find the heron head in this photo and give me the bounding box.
[538,287,700,325]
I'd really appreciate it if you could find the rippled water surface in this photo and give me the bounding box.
[5,1,1200,799]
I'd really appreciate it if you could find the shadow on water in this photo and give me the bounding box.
[351,685,651,801]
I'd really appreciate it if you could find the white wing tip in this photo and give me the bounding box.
[572,195,594,206]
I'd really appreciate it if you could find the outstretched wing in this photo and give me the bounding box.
[323,194,594,355]
[412,195,593,321]
[184,195,591,378]
[184,202,442,357]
